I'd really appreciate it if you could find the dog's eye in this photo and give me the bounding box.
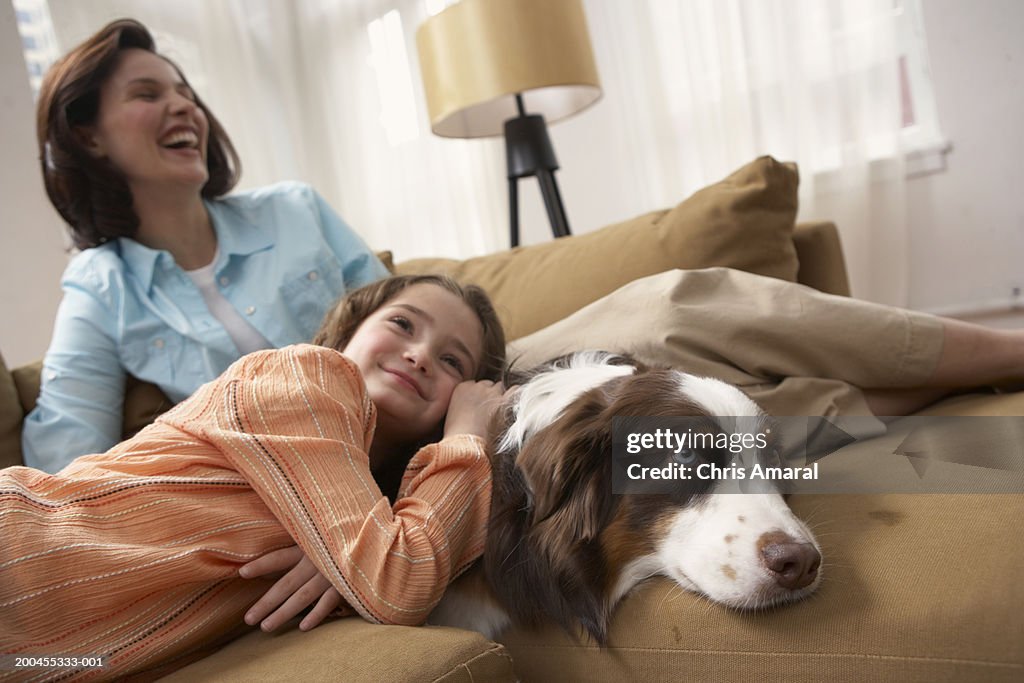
[672,449,698,465]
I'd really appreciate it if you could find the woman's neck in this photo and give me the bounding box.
[131,184,216,271]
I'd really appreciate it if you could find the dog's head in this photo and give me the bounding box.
[485,352,821,644]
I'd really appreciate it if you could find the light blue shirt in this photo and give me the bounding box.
[22,181,389,472]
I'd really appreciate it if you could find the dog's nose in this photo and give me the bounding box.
[759,534,821,590]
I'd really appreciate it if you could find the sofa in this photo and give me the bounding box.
[1,157,1021,682]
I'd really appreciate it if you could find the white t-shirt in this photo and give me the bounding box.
[186,255,273,355]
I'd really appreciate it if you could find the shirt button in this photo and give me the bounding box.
[308,271,319,281]
[219,276,230,286]
[46,370,58,381]
[245,306,256,315]
[153,338,165,349]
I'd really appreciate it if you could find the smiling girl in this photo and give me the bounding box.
[2,274,508,679]
[24,19,388,472]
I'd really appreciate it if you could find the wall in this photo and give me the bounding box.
[906,0,1024,315]
[1,0,1021,368]
[0,0,66,367]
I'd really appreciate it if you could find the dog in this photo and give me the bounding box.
[430,351,821,644]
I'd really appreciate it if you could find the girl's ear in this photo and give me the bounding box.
[74,126,106,158]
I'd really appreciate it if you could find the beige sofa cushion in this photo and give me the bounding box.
[498,492,1024,682]
[395,155,800,340]
[163,620,517,682]
[792,221,850,297]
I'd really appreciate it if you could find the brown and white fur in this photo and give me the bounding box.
[430,351,821,644]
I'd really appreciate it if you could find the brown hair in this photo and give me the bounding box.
[313,275,506,382]
[36,18,241,249]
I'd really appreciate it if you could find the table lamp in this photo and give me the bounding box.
[416,0,601,247]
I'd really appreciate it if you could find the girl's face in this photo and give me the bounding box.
[343,284,484,446]
[84,49,209,193]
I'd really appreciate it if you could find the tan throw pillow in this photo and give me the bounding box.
[395,156,799,341]
[376,251,396,275]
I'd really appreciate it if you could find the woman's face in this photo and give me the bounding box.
[84,48,209,193]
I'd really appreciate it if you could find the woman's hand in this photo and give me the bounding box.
[442,380,511,440]
[239,546,340,632]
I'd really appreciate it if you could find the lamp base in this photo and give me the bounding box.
[504,113,571,247]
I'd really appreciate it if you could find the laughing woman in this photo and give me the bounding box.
[23,19,388,472]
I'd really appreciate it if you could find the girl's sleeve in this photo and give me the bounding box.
[22,282,126,472]
[169,344,491,626]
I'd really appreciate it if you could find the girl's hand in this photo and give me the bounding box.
[442,380,510,440]
[239,546,340,632]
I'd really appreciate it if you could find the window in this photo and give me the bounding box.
[896,0,950,176]
[13,0,60,97]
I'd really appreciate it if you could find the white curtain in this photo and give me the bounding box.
[574,0,909,305]
[45,0,911,304]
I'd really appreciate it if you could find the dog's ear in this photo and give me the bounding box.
[517,388,615,544]
[489,381,627,645]
[505,393,615,644]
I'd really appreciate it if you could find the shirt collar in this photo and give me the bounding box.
[116,197,275,288]
[117,238,164,289]
[205,197,274,258]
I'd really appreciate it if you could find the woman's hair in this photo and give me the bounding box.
[314,275,506,382]
[36,18,241,249]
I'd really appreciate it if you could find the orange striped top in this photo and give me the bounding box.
[0,344,491,680]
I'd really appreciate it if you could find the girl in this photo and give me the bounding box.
[1,275,507,680]
[24,19,389,472]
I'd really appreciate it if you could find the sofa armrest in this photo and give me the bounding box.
[793,221,850,297]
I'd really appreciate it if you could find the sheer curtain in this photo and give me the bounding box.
[44,0,911,303]
[576,0,909,305]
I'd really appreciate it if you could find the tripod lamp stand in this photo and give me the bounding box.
[416,0,602,247]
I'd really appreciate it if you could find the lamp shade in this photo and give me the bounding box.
[416,0,601,138]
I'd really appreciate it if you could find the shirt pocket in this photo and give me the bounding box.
[280,254,348,337]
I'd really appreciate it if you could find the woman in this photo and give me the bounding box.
[23,19,388,472]
[2,274,508,680]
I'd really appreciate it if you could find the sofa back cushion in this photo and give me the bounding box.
[394,156,800,340]
[1,352,23,468]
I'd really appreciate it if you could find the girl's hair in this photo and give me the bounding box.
[36,18,241,250]
[314,275,506,382]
